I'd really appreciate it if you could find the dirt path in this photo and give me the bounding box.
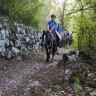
[0,47,71,96]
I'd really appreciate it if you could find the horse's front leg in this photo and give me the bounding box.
[52,54,54,60]
[45,46,50,62]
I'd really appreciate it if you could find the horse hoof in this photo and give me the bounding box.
[51,57,53,59]
[46,59,49,62]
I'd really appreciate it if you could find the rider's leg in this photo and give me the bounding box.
[50,32,55,40]
[56,35,60,53]
[56,32,62,40]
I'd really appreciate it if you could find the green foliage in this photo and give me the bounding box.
[76,75,80,83]
[0,0,44,27]
[74,83,82,90]
[70,0,96,62]
[0,0,53,28]
[90,92,96,96]
[55,84,60,91]
[80,92,86,96]
[0,0,57,28]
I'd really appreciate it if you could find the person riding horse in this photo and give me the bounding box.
[63,28,69,46]
[40,14,57,62]
[41,14,57,46]
[55,23,63,53]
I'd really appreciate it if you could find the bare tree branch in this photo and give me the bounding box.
[70,0,79,13]
[83,0,92,8]
[67,6,94,15]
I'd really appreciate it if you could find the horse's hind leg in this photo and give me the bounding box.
[52,53,54,59]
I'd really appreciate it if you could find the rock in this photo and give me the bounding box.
[59,91,65,94]
[85,87,93,91]
[15,40,21,47]
[93,78,96,81]
[16,56,22,62]
[46,62,57,68]
[25,36,30,42]
[0,40,6,47]
[90,92,96,96]
[88,73,95,78]
[34,50,39,54]
[5,79,17,88]
[45,88,52,93]
[12,47,19,55]
[5,50,13,59]
[32,35,35,39]
[28,80,32,83]
[68,94,74,96]
[28,81,40,88]
[25,88,31,92]
[0,90,2,96]
[0,33,2,40]
[0,23,2,27]
[1,29,6,39]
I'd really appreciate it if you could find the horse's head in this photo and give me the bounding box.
[43,30,51,42]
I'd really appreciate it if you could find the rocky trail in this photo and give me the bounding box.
[0,47,70,96]
[0,47,96,96]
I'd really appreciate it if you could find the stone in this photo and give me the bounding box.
[12,47,19,55]
[0,40,6,47]
[1,29,6,39]
[25,36,30,42]
[0,33,2,39]
[45,88,51,93]
[5,50,12,59]
[28,81,40,88]
[17,56,22,62]
[0,90,2,96]
[88,73,95,78]
[68,94,74,96]
[93,78,96,81]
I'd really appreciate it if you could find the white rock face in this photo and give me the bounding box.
[0,16,42,59]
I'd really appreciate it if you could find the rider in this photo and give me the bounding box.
[55,23,63,53]
[63,28,69,38]
[56,23,63,40]
[40,14,57,46]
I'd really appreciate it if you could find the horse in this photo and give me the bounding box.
[42,30,57,62]
[67,34,74,46]
[61,34,73,47]
[59,36,67,48]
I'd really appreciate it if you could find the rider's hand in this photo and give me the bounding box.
[49,30,52,32]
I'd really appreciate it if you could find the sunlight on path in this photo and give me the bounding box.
[54,47,71,61]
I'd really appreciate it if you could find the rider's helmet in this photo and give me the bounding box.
[65,28,67,30]
[51,14,56,18]
[58,22,62,25]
